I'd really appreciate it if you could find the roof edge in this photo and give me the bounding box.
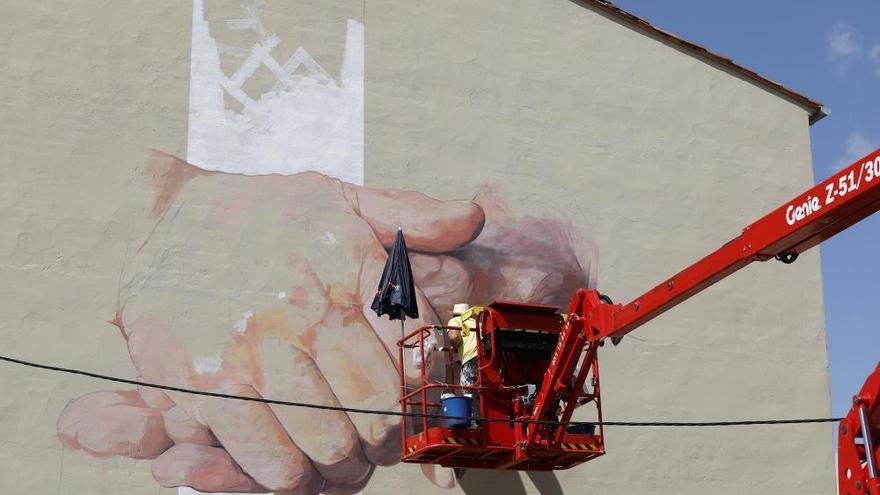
[585,0,828,125]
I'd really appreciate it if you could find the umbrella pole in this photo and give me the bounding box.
[401,316,406,395]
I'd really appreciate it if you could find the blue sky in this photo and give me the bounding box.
[609,1,880,418]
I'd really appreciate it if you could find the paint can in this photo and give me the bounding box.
[441,393,472,428]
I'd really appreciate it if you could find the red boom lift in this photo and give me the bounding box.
[397,149,880,486]
[839,363,880,494]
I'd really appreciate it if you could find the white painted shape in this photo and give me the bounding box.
[318,231,338,246]
[192,355,222,375]
[277,291,288,300]
[233,310,255,333]
[187,0,364,184]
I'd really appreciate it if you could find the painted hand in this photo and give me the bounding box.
[56,152,597,494]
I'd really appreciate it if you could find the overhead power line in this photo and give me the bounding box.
[0,354,842,427]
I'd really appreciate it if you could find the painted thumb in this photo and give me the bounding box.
[342,183,485,253]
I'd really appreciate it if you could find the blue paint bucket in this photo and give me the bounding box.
[441,394,472,428]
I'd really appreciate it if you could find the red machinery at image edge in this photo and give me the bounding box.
[397,148,880,493]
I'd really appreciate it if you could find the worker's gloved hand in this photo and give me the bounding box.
[55,151,597,494]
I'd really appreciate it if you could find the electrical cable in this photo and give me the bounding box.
[0,354,843,427]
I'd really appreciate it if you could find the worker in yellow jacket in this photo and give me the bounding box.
[446,303,484,395]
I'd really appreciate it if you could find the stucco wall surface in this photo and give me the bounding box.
[0,0,833,494]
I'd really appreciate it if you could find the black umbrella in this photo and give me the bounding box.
[371,227,419,322]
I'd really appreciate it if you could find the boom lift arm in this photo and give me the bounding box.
[399,149,880,476]
[529,148,880,458]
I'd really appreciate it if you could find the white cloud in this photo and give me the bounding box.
[827,22,864,58]
[846,133,874,157]
[826,24,880,80]
[834,133,877,171]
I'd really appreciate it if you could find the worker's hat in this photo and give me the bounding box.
[452,303,471,316]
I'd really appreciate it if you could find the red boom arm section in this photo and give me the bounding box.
[839,362,880,495]
[398,149,880,475]
[837,364,880,495]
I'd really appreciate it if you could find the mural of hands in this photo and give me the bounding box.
[56,152,597,494]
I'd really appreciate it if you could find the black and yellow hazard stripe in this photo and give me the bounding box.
[442,437,481,446]
[561,442,596,451]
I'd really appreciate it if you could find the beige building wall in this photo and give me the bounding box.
[0,0,832,494]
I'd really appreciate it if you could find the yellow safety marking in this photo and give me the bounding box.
[443,437,480,446]
[408,445,417,453]
[562,443,597,451]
